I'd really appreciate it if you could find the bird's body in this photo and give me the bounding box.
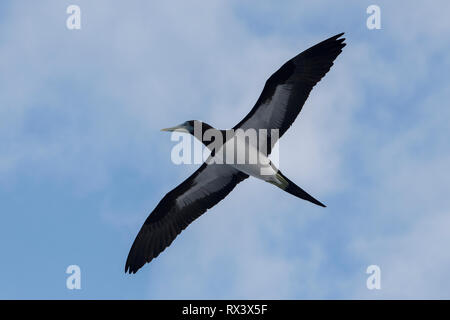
[213,132,278,182]
[125,33,346,274]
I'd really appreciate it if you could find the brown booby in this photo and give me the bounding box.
[125,33,346,273]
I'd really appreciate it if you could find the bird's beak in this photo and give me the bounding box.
[161,125,189,133]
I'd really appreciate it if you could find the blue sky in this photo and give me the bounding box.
[1,0,450,299]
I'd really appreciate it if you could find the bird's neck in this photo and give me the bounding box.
[192,123,229,150]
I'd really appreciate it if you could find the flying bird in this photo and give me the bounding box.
[125,33,346,273]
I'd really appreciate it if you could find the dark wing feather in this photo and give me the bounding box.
[234,33,346,153]
[125,163,248,273]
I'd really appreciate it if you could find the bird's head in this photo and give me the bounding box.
[161,120,195,135]
[161,120,216,141]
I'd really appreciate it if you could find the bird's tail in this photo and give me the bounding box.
[271,171,326,207]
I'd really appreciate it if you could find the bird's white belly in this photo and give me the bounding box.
[211,134,279,182]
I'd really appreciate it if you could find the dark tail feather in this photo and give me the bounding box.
[276,171,326,207]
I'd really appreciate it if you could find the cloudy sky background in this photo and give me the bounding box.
[1,0,449,299]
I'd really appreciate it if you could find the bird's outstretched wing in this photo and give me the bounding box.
[234,33,346,154]
[125,163,248,274]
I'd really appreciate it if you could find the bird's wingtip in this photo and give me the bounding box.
[334,33,346,43]
[125,266,137,274]
[312,199,326,208]
[125,261,140,274]
[124,260,136,274]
